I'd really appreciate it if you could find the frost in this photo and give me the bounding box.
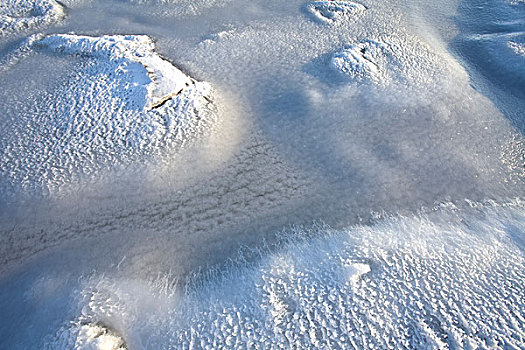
[39,203,525,349]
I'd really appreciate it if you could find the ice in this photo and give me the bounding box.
[0,34,216,198]
[305,1,367,24]
[0,0,64,37]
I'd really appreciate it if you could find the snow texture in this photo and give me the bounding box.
[0,34,216,198]
[331,35,451,92]
[37,202,525,349]
[305,1,366,24]
[0,0,64,37]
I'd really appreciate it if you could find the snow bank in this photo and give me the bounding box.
[39,202,524,349]
[0,34,216,198]
[305,1,366,24]
[0,0,65,37]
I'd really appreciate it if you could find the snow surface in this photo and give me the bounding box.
[0,0,64,37]
[0,0,523,348]
[0,202,522,349]
[0,34,216,198]
[304,1,367,24]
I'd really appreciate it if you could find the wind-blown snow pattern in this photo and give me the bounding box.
[0,34,216,198]
[0,0,65,37]
[36,202,524,349]
[305,1,366,24]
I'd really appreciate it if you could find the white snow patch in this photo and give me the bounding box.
[0,0,65,37]
[508,40,525,56]
[331,35,452,92]
[40,202,525,349]
[54,323,126,350]
[38,34,193,110]
[305,1,366,24]
[0,34,217,198]
[331,40,388,84]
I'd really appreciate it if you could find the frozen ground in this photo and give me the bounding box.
[0,0,524,348]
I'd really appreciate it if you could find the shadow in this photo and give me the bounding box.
[450,0,525,134]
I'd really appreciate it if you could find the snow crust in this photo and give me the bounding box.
[331,35,450,92]
[0,0,64,37]
[36,202,525,349]
[0,34,216,198]
[305,1,366,24]
[38,34,194,110]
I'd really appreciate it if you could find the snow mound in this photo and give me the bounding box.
[331,36,450,90]
[0,0,65,37]
[305,1,366,24]
[54,324,126,350]
[331,40,388,84]
[0,34,216,198]
[38,34,193,110]
[43,202,525,349]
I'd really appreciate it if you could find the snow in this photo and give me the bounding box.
[0,0,64,37]
[2,201,523,349]
[0,0,523,348]
[305,1,367,24]
[37,34,194,110]
[0,34,217,198]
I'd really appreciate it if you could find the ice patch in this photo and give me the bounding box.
[0,0,65,37]
[305,1,366,24]
[0,34,217,198]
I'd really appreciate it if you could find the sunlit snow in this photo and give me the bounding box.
[0,0,523,348]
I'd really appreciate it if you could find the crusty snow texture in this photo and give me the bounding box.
[305,1,366,24]
[46,203,525,349]
[331,36,449,90]
[0,0,64,37]
[0,34,216,197]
